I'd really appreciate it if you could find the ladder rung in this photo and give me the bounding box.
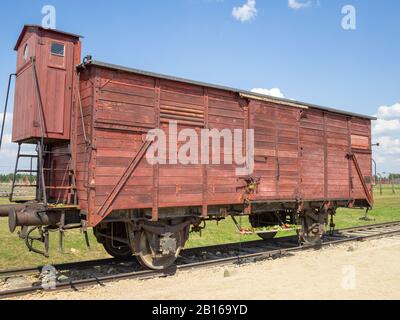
[45,186,76,190]
[19,154,38,158]
[13,184,38,187]
[16,170,38,173]
[43,151,71,155]
[43,168,70,171]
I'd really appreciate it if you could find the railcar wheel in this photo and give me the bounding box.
[257,232,277,240]
[103,238,132,260]
[249,213,281,241]
[297,215,324,245]
[136,230,183,270]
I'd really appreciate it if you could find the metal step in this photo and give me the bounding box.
[43,151,71,156]
[18,154,38,158]
[45,186,76,190]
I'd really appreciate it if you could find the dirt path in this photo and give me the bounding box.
[23,237,400,300]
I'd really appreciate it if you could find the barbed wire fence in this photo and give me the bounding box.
[374,177,400,195]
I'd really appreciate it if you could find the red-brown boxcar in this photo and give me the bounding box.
[2,25,376,269]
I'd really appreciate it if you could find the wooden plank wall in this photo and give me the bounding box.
[252,101,278,199]
[72,72,94,212]
[350,118,373,200]
[46,142,70,203]
[13,28,80,143]
[326,114,350,199]
[38,31,76,139]
[206,88,244,205]
[12,63,36,141]
[93,69,155,213]
[276,106,300,199]
[77,65,373,223]
[12,31,38,142]
[299,109,325,199]
[158,79,205,207]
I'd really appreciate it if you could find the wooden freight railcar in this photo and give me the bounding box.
[1,25,376,269]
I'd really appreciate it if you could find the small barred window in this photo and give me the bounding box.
[51,43,65,56]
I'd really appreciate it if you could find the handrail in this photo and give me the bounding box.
[31,57,48,206]
[0,73,16,151]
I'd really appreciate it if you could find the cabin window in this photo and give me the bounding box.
[23,43,29,61]
[50,42,65,56]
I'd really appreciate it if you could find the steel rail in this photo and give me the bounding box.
[0,238,275,279]
[0,257,118,279]
[1,221,400,299]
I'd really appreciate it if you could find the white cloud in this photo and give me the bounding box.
[373,136,400,171]
[376,103,400,120]
[0,113,18,173]
[288,0,311,10]
[373,118,400,136]
[372,102,400,173]
[0,112,14,148]
[232,0,257,23]
[377,136,400,155]
[251,87,285,99]
[0,112,13,126]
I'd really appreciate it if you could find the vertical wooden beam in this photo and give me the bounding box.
[202,87,209,217]
[323,113,328,199]
[87,68,98,226]
[275,105,279,196]
[296,110,301,199]
[70,40,82,181]
[243,99,250,171]
[152,79,161,221]
[347,117,353,198]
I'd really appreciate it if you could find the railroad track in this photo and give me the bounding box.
[1,221,400,299]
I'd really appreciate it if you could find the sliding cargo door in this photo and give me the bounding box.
[326,114,351,199]
[300,111,351,201]
[251,102,301,200]
[157,80,206,208]
[206,89,246,205]
[251,101,278,199]
[299,109,325,199]
[276,106,301,199]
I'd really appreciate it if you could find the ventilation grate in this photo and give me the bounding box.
[160,105,205,127]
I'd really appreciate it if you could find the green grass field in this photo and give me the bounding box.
[0,185,399,269]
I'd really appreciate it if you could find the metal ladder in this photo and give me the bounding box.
[9,143,40,203]
[42,144,77,205]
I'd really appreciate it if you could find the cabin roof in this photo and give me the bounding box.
[78,59,377,121]
[14,25,82,50]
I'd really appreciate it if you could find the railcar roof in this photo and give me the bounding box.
[79,59,377,121]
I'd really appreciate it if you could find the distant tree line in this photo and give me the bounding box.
[388,173,400,180]
[374,173,400,185]
[0,174,36,183]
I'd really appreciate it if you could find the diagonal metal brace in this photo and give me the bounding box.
[348,153,373,207]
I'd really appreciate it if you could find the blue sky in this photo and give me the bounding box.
[0,0,399,173]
